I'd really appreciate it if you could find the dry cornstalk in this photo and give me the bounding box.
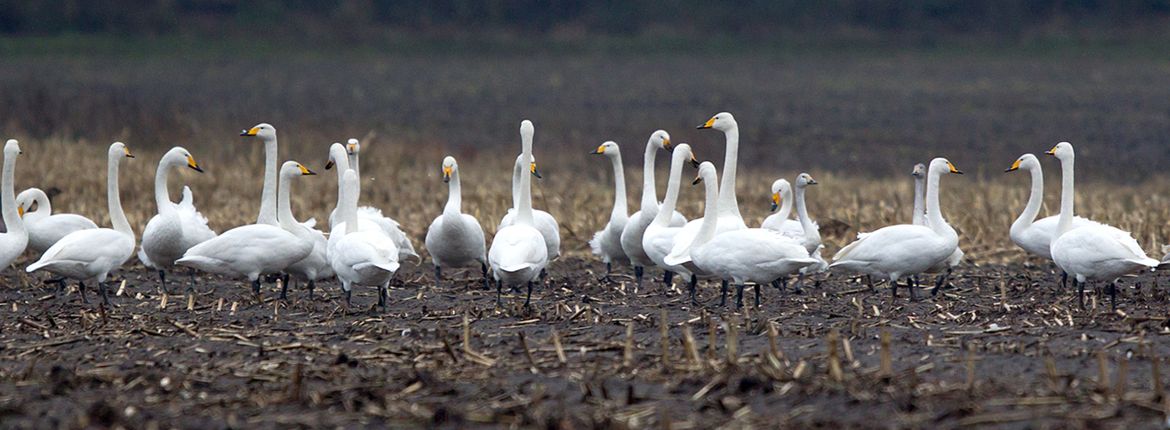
[879,328,892,379]
[660,309,670,370]
[965,346,976,392]
[1097,350,1111,393]
[706,314,717,362]
[682,325,702,368]
[551,328,567,365]
[623,321,635,368]
[1115,355,1129,400]
[186,294,195,311]
[519,332,538,371]
[158,293,168,310]
[463,311,473,353]
[1153,347,1165,400]
[725,319,738,367]
[827,328,843,383]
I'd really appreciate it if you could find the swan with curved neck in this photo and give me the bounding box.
[761,179,801,235]
[589,141,630,278]
[499,153,561,262]
[177,161,315,296]
[336,137,420,263]
[620,130,688,290]
[139,147,215,293]
[1046,142,1157,310]
[240,123,279,226]
[17,187,97,254]
[488,119,549,307]
[681,162,817,308]
[331,168,400,308]
[425,156,489,289]
[27,142,135,304]
[830,158,962,300]
[642,143,699,287]
[0,139,27,270]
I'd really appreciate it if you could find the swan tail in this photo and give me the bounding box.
[589,231,604,257]
[355,261,400,273]
[1133,257,1160,269]
[498,263,534,273]
[138,247,156,269]
[663,252,691,267]
[26,259,51,273]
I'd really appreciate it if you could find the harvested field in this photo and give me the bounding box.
[1,257,1168,428]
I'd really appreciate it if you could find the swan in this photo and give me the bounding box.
[424,156,488,289]
[331,168,399,308]
[669,112,749,261]
[0,140,28,271]
[671,162,816,308]
[16,188,96,254]
[620,130,687,290]
[177,161,315,296]
[26,142,134,304]
[138,147,216,293]
[340,137,420,264]
[760,179,801,236]
[1005,153,1098,288]
[908,163,965,296]
[1046,142,1158,310]
[278,166,333,301]
[785,173,829,290]
[239,123,280,225]
[830,158,963,300]
[498,154,561,264]
[488,120,549,307]
[642,143,700,293]
[589,141,630,280]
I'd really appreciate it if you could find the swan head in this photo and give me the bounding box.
[164,147,203,173]
[109,142,134,160]
[796,173,817,188]
[669,143,700,169]
[650,130,673,151]
[280,161,316,178]
[347,138,360,155]
[1045,142,1074,161]
[1005,153,1039,173]
[325,142,347,170]
[592,141,620,158]
[15,188,39,218]
[692,161,717,185]
[697,112,736,131]
[520,120,534,141]
[514,153,541,179]
[929,157,962,176]
[770,179,791,212]
[911,163,926,178]
[4,139,20,157]
[441,156,457,183]
[241,123,276,140]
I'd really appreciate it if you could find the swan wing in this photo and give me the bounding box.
[29,229,133,273]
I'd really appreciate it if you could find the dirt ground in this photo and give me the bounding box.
[1,256,1168,429]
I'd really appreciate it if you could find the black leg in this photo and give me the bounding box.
[604,262,612,283]
[496,279,503,306]
[524,281,533,308]
[754,283,761,308]
[281,274,290,293]
[252,279,261,296]
[434,266,442,287]
[735,284,744,309]
[793,275,804,294]
[307,280,315,299]
[772,280,783,292]
[720,280,729,306]
[867,275,876,292]
[909,280,918,301]
[158,270,168,294]
[98,281,110,305]
[280,277,291,301]
[634,266,644,291]
[188,268,198,291]
[688,274,698,305]
[377,284,387,309]
[540,269,548,284]
[78,281,89,304]
[1061,271,1068,292]
[1109,282,1117,312]
[345,288,352,307]
[481,263,491,290]
[1077,280,1085,309]
[663,270,674,286]
[932,268,951,297]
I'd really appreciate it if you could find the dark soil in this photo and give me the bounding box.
[1,257,1168,428]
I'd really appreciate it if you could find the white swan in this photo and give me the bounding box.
[424,156,488,288]
[177,161,315,295]
[340,137,420,263]
[830,158,963,300]
[589,141,630,279]
[674,162,816,308]
[498,154,561,264]
[619,130,687,289]
[760,179,801,236]
[909,163,965,295]
[488,120,549,307]
[138,147,216,293]
[239,123,280,225]
[279,165,333,301]
[669,112,748,260]
[331,168,399,308]
[0,140,28,270]
[786,173,829,288]
[642,143,699,288]
[17,188,96,254]
[26,142,134,304]
[1005,153,1098,287]
[1047,142,1158,310]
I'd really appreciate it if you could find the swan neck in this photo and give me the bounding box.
[911,176,925,226]
[692,174,721,248]
[342,174,360,235]
[34,190,50,215]
[640,141,657,209]
[795,186,816,238]
[1057,155,1075,236]
[717,127,741,219]
[154,160,175,215]
[1,152,22,234]
[107,152,133,239]
[776,186,794,221]
[925,169,949,235]
[609,153,628,218]
[653,153,685,225]
[517,136,534,225]
[258,138,278,225]
[278,172,298,227]
[332,156,350,216]
[444,170,462,215]
[1014,165,1045,233]
[511,159,521,210]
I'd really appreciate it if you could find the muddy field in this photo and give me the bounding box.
[0,256,1167,429]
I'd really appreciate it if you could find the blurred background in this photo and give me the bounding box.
[1,1,1170,260]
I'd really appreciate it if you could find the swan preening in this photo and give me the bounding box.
[17,187,96,254]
